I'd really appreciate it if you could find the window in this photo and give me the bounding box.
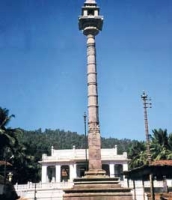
[88,9,94,16]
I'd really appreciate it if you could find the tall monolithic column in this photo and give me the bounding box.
[63,1,133,199]
[87,34,102,173]
[79,0,104,175]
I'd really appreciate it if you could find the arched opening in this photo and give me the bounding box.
[61,165,69,182]
[115,164,123,180]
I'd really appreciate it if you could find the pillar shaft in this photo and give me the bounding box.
[87,34,99,125]
[86,34,102,173]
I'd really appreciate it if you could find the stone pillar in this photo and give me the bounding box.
[110,164,115,177]
[69,163,77,181]
[63,0,133,198]
[69,164,73,181]
[85,34,104,176]
[73,163,77,178]
[42,165,47,183]
[56,165,61,182]
[87,34,99,126]
[123,163,128,177]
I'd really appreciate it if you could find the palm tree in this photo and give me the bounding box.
[151,129,169,148]
[167,132,172,150]
[128,141,147,169]
[0,108,41,184]
[150,129,172,160]
[0,107,19,158]
[11,142,40,184]
[128,129,172,169]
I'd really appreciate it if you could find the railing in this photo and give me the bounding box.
[15,180,172,191]
[122,180,164,188]
[15,180,172,200]
[15,181,74,191]
[42,148,127,161]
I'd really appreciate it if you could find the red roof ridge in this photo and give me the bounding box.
[151,160,172,166]
[0,160,12,166]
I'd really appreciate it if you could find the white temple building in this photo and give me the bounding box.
[14,146,171,200]
[39,145,129,184]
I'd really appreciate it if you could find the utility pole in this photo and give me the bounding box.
[83,112,88,171]
[3,147,10,190]
[141,91,154,200]
[141,91,152,164]
[34,182,37,200]
[3,150,7,187]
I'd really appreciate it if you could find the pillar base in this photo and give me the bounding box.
[63,176,132,200]
[84,169,106,178]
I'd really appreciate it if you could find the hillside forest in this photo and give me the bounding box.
[0,107,172,184]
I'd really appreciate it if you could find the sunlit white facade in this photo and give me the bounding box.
[39,145,129,183]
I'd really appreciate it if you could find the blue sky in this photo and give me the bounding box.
[0,0,171,140]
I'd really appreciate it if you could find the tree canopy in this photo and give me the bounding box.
[128,129,172,169]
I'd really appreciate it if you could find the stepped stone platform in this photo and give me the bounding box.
[63,176,132,200]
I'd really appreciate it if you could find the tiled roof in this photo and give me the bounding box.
[151,160,172,166]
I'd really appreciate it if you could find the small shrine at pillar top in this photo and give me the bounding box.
[79,0,103,34]
[85,0,96,4]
